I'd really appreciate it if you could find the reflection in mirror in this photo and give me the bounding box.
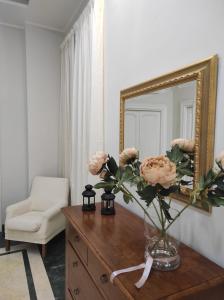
[124,81,196,160]
[120,55,218,212]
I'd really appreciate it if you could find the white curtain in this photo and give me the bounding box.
[59,33,74,179]
[60,0,104,205]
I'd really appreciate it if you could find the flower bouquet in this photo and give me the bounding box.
[89,139,224,272]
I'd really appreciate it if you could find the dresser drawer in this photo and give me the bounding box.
[67,243,104,300]
[67,223,88,264]
[88,248,127,300]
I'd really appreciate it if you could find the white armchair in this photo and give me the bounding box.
[5,176,69,257]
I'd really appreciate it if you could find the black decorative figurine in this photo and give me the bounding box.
[101,187,115,215]
[82,185,96,211]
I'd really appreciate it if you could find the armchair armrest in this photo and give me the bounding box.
[42,205,63,220]
[6,198,32,219]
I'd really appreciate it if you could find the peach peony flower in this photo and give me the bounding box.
[140,155,176,189]
[89,151,108,175]
[171,138,195,152]
[215,150,224,169]
[119,148,138,167]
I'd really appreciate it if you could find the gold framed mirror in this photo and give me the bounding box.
[120,55,218,212]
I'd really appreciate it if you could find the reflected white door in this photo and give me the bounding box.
[124,111,139,149]
[180,100,195,139]
[139,111,161,159]
[124,109,164,160]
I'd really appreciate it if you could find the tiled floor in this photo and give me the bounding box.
[0,231,65,300]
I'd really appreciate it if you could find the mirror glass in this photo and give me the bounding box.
[121,55,218,212]
[124,81,196,160]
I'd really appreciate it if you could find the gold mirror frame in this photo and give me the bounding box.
[120,55,218,212]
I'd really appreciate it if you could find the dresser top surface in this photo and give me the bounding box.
[62,203,224,299]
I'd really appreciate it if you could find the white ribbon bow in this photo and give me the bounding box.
[110,256,153,289]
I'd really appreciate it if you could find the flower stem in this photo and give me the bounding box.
[158,197,165,231]
[152,201,162,227]
[165,192,196,231]
[121,184,160,231]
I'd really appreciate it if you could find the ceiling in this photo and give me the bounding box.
[0,0,86,33]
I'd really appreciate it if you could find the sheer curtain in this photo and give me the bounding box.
[60,0,104,205]
[59,34,74,179]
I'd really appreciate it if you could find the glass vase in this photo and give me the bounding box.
[144,215,180,271]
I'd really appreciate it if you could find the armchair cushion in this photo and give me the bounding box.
[6,211,43,232]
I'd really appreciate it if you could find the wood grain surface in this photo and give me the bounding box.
[63,203,224,299]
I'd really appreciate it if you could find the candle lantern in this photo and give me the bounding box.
[82,185,96,211]
[101,187,115,215]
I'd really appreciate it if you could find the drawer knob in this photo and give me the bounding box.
[74,288,80,295]
[74,235,80,242]
[100,274,108,284]
[72,261,78,268]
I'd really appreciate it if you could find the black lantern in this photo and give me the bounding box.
[101,187,115,215]
[82,185,96,211]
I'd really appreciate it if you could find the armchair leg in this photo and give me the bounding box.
[41,244,47,258]
[5,240,10,251]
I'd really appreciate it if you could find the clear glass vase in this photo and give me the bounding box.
[144,215,180,271]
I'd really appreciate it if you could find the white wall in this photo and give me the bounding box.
[104,0,224,267]
[0,26,28,225]
[25,25,62,186]
[0,24,62,225]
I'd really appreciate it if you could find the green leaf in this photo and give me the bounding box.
[199,175,205,191]
[137,186,157,204]
[94,181,115,189]
[166,144,184,163]
[137,180,145,192]
[162,208,173,222]
[217,182,224,191]
[212,188,224,197]
[179,160,190,168]
[204,169,216,188]
[160,200,170,210]
[107,156,118,176]
[123,193,132,204]
[159,199,173,222]
[216,161,224,172]
[177,167,194,176]
[133,161,141,176]
[127,176,141,188]
[215,175,224,191]
[159,185,178,196]
[207,195,224,207]
[103,171,112,182]
[122,165,133,182]
[115,167,123,181]
[113,185,121,194]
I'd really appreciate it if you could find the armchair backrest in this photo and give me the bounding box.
[30,176,69,211]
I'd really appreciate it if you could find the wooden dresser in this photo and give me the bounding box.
[62,203,224,300]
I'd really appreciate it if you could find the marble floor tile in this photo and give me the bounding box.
[0,232,65,300]
[0,251,30,300]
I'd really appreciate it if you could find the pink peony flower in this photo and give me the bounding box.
[119,148,138,167]
[140,155,176,189]
[89,151,108,175]
[215,150,224,169]
[171,138,195,152]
